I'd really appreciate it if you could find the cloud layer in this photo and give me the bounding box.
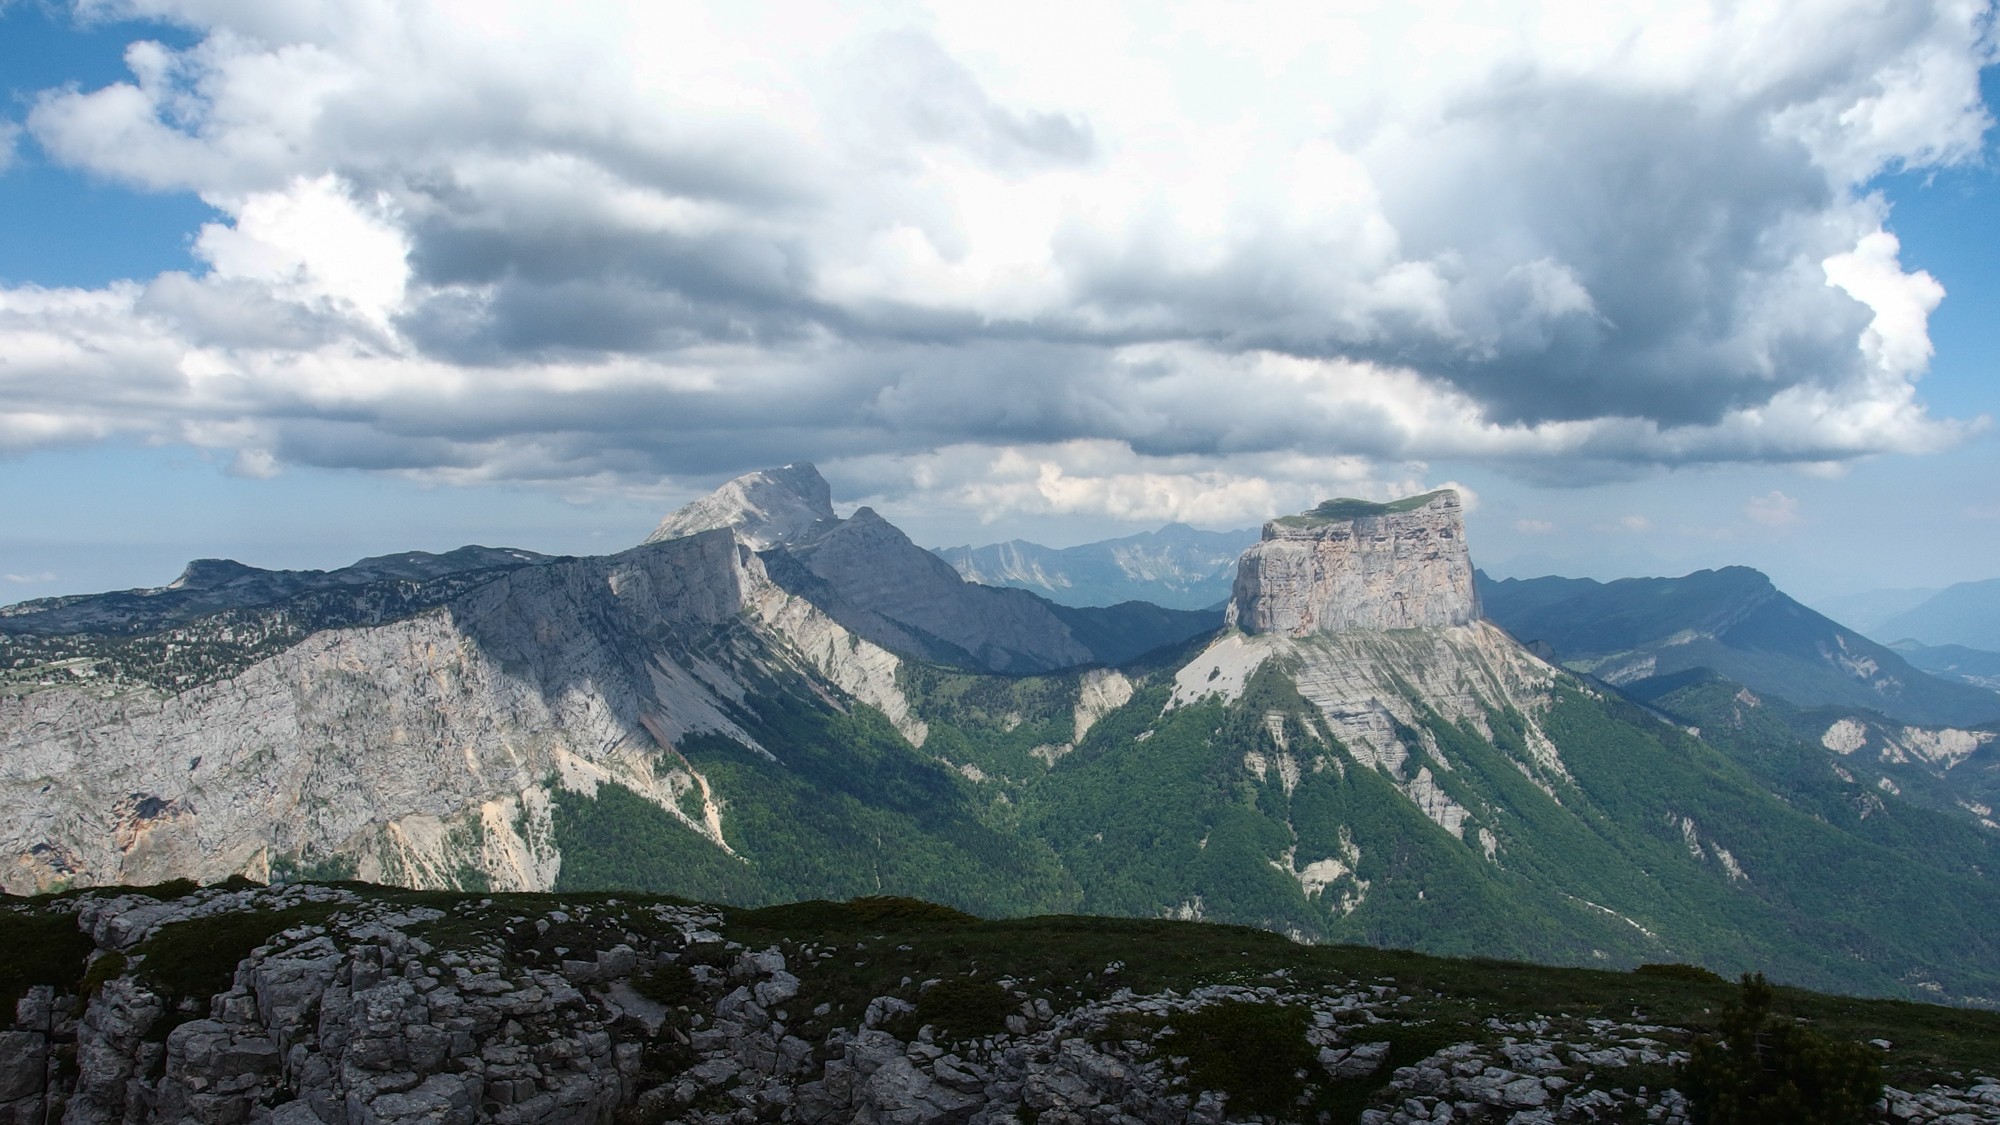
[2,0,1992,524]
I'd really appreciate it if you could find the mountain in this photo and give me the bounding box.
[0,545,556,637]
[1875,577,2000,651]
[9,478,2000,1005]
[1807,586,1940,637]
[656,464,1222,672]
[1617,665,2000,844]
[1477,567,2000,728]
[935,523,1257,609]
[0,546,559,694]
[643,460,836,550]
[1892,639,2000,691]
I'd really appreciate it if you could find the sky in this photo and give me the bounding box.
[1,0,1997,607]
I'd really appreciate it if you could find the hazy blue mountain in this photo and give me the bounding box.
[1806,586,1940,637]
[1477,567,2000,727]
[934,523,1258,609]
[1890,639,2000,691]
[1873,578,2000,651]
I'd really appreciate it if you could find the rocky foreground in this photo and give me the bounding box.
[3,884,1997,1125]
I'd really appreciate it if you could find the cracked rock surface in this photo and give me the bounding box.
[2,885,1992,1125]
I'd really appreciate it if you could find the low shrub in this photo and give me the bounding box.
[1636,963,1726,984]
[911,976,1012,1041]
[1164,1000,1316,1119]
[1680,974,1883,1125]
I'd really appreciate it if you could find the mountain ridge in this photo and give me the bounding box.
[1875,577,2000,651]
[7,476,2000,1006]
[935,523,1256,610]
[1477,566,2000,728]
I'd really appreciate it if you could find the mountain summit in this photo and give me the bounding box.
[1229,489,1478,635]
[643,466,1220,674]
[643,462,837,550]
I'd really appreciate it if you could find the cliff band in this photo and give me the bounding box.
[1228,490,1478,636]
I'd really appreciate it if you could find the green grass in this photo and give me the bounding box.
[133,902,343,1008]
[1273,492,1450,527]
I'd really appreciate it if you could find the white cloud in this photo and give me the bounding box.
[1744,490,1803,528]
[227,447,280,478]
[0,120,19,174]
[0,0,1989,503]
[194,175,410,331]
[837,440,1434,529]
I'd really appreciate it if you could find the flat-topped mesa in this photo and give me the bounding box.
[1227,490,1479,636]
[644,463,836,550]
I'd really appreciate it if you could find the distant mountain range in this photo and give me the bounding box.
[1891,639,2000,692]
[934,523,1257,609]
[1806,586,1941,637]
[1871,577,2000,651]
[1476,566,2000,729]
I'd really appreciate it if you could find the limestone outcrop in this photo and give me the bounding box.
[1227,490,1478,637]
[4,884,1984,1125]
[643,462,837,550]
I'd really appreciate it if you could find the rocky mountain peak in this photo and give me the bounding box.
[1227,489,1478,636]
[643,462,837,550]
[166,558,265,591]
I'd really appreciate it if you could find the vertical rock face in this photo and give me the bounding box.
[1228,490,1478,636]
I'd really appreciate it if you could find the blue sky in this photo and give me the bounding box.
[1,0,1997,607]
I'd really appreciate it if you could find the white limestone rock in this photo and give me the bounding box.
[0,528,933,895]
[645,462,837,550]
[1228,490,1478,637]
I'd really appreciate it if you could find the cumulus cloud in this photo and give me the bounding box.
[831,441,1436,530]
[1,0,1992,517]
[1744,490,1803,528]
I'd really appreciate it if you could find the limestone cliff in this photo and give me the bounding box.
[0,530,929,895]
[1185,490,1555,857]
[1227,490,1478,637]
